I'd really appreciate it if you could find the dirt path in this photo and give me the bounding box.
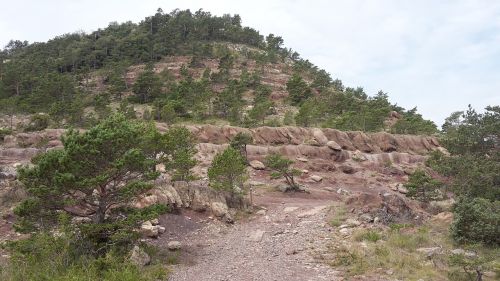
[165,191,342,281]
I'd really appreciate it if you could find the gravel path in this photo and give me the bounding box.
[168,195,342,281]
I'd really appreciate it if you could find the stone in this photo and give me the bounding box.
[326,140,342,151]
[417,247,441,258]
[339,164,356,174]
[296,157,309,162]
[256,210,266,215]
[359,214,373,223]
[339,228,352,236]
[297,206,327,218]
[451,248,466,255]
[210,201,233,223]
[351,150,368,162]
[373,217,380,224]
[397,186,408,194]
[158,226,166,233]
[249,160,265,170]
[248,180,265,186]
[249,230,265,242]
[150,218,159,225]
[129,246,150,266]
[284,206,299,213]
[345,218,361,227]
[336,188,350,195]
[167,241,181,250]
[140,221,159,238]
[310,175,323,182]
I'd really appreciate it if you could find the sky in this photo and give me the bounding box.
[1,0,499,126]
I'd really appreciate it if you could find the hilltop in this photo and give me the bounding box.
[0,8,436,135]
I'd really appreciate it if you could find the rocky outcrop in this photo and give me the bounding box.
[135,179,233,222]
[185,125,441,155]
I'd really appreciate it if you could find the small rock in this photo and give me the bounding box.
[373,217,380,224]
[129,246,150,266]
[150,218,159,225]
[249,230,265,242]
[345,218,361,227]
[284,206,299,213]
[351,150,368,162]
[397,186,408,194]
[140,221,159,238]
[417,247,441,258]
[302,169,309,174]
[296,157,308,162]
[286,249,298,255]
[256,210,266,215]
[310,175,323,182]
[339,164,356,174]
[336,188,350,195]
[248,180,265,186]
[249,160,265,170]
[326,140,342,151]
[359,214,373,223]
[339,228,352,236]
[167,241,182,250]
[451,248,466,255]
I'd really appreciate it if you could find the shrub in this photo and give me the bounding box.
[451,197,500,245]
[24,113,50,132]
[0,128,12,142]
[16,114,168,255]
[265,154,302,191]
[405,169,442,202]
[208,147,247,194]
[0,233,167,281]
[354,230,382,243]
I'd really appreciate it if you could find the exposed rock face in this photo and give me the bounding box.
[186,125,442,155]
[135,179,233,222]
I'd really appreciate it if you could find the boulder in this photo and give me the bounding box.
[140,221,159,238]
[167,241,182,251]
[339,164,357,174]
[129,246,151,266]
[326,140,342,151]
[249,160,265,170]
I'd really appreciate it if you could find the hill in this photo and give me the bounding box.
[0,8,436,135]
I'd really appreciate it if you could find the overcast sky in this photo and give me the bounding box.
[1,0,499,126]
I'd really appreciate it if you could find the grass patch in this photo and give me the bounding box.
[329,203,347,227]
[325,220,499,280]
[354,229,382,243]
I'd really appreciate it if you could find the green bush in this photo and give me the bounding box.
[24,113,50,132]
[0,128,12,142]
[354,230,382,242]
[451,197,500,245]
[0,233,167,281]
[404,169,443,202]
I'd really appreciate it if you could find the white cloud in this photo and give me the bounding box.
[1,0,499,126]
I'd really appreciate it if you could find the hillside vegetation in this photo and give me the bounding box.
[0,9,436,135]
